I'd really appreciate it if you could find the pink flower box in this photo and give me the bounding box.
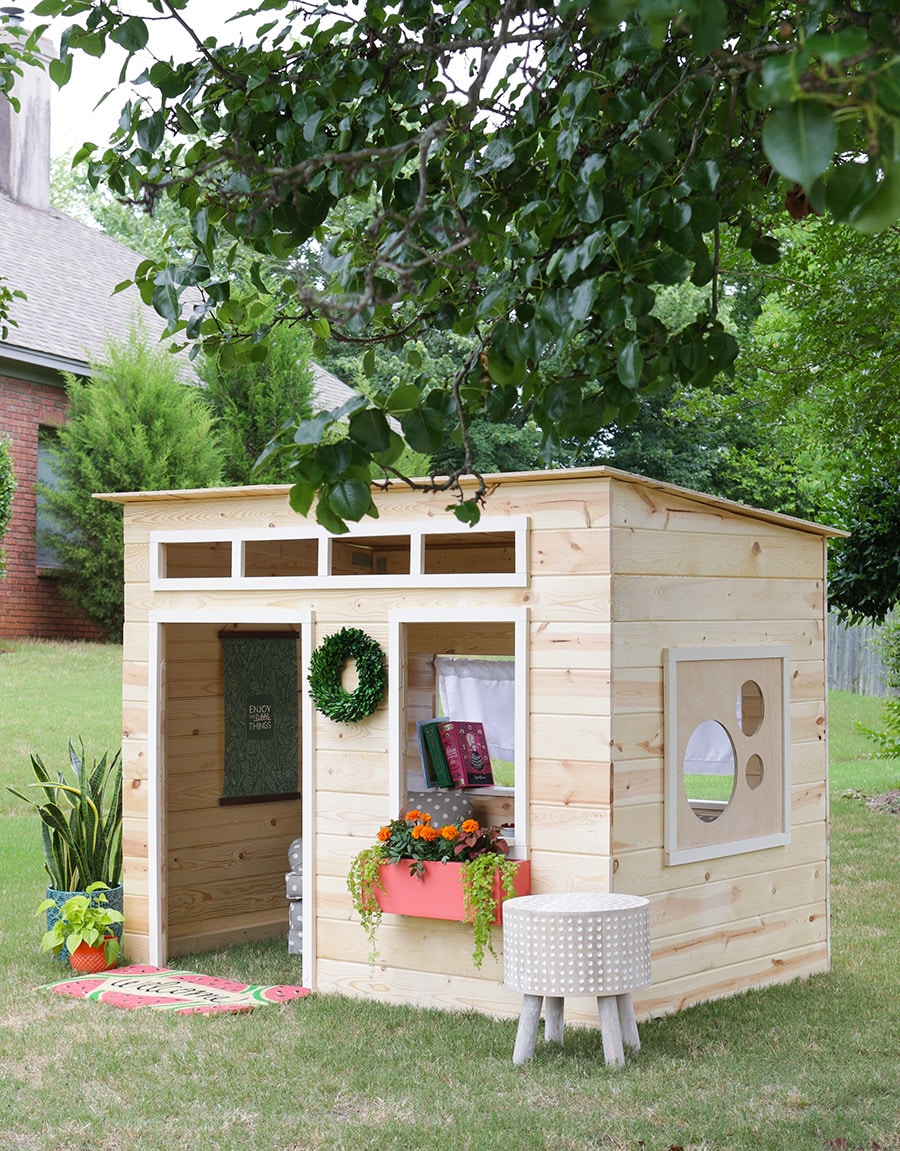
[376,859,531,923]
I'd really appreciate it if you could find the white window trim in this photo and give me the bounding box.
[149,516,529,591]
[388,606,529,859]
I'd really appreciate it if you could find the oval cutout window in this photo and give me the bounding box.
[738,680,765,736]
[683,720,736,822]
[746,754,764,790]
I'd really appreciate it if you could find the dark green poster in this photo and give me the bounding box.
[220,633,299,803]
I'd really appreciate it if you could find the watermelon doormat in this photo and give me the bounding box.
[43,964,311,1014]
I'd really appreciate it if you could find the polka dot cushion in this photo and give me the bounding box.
[405,790,474,825]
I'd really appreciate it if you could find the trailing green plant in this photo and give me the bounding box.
[0,435,15,579]
[461,851,519,969]
[7,740,123,891]
[36,882,124,966]
[857,611,900,760]
[38,323,224,639]
[345,845,386,965]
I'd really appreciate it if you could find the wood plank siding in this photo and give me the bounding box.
[107,467,839,1021]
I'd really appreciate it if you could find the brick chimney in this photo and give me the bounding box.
[0,11,53,211]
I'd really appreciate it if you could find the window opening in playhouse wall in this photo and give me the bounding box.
[423,532,516,576]
[331,535,411,576]
[397,619,524,853]
[163,539,232,578]
[244,537,318,577]
[664,646,791,866]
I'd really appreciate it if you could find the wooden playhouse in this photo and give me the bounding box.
[105,466,838,1023]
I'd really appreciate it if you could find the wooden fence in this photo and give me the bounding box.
[827,612,890,697]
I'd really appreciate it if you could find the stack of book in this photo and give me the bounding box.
[417,719,494,789]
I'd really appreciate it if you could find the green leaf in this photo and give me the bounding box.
[137,110,166,153]
[570,279,597,322]
[151,281,181,323]
[750,235,781,264]
[825,162,877,220]
[348,408,391,453]
[48,55,73,88]
[689,0,727,56]
[327,478,372,521]
[293,412,336,445]
[451,499,482,526]
[572,183,604,224]
[400,407,444,454]
[847,166,900,235]
[175,104,198,135]
[110,16,149,52]
[316,440,353,476]
[760,54,808,105]
[617,340,643,390]
[762,102,836,191]
[385,384,421,414]
[371,429,405,467]
[315,498,350,535]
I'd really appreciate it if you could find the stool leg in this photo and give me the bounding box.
[617,992,640,1052]
[544,996,564,1045]
[597,996,625,1068]
[513,994,543,1065]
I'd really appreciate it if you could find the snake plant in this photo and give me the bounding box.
[8,740,123,891]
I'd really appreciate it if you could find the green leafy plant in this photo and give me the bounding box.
[0,435,15,579]
[38,323,224,640]
[347,812,519,968]
[7,740,123,891]
[345,844,386,965]
[36,882,124,966]
[857,612,900,760]
[461,851,519,969]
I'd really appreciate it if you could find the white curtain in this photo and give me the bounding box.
[435,656,516,762]
[683,719,735,775]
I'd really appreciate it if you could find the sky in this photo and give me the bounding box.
[20,0,256,156]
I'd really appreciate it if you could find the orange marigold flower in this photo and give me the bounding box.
[440,825,459,840]
[405,810,421,822]
[420,812,433,823]
[377,827,392,842]
[461,819,479,834]
[411,824,425,839]
[420,825,440,841]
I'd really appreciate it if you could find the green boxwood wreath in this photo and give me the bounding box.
[308,627,387,724]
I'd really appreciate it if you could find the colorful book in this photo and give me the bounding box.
[417,720,455,789]
[437,720,494,788]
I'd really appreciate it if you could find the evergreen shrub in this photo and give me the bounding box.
[199,324,316,485]
[41,326,224,638]
[0,436,14,578]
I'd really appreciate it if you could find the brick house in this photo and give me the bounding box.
[0,38,358,641]
[0,34,183,640]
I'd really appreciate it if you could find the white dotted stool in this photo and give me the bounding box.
[503,893,652,1067]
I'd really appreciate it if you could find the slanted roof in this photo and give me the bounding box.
[309,361,359,410]
[0,190,361,410]
[0,190,174,382]
[96,464,846,538]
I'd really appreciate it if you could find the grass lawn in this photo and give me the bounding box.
[0,647,898,1150]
